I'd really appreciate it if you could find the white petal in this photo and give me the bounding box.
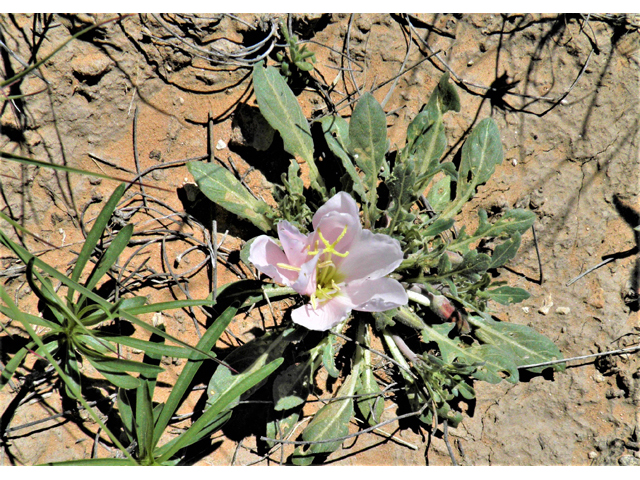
[338,229,404,281]
[277,221,311,267]
[291,255,319,296]
[247,236,297,285]
[290,297,354,331]
[312,191,360,230]
[309,210,361,256]
[344,277,408,312]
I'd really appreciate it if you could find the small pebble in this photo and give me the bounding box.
[522,306,530,314]
[588,451,598,459]
[216,139,227,150]
[556,307,571,315]
[511,158,518,166]
[593,373,606,383]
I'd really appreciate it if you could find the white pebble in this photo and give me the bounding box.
[556,307,571,315]
[216,139,227,150]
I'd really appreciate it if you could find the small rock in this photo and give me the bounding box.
[522,306,530,314]
[593,372,606,383]
[149,149,162,161]
[556,306,571,315]
[538,295,553,315]
[619,455,640,466]
[71,51,113,78]
[588,451,598,459]
[216,139,227,150]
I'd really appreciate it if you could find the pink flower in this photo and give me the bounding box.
[248,192,408,331]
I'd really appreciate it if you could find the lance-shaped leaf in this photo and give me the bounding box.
[320,115,366,198]
[349,92,388,224]
[252,62,325,194]
[291,372,357,465]
[441,118,503,220]
[421,322,519,384]
[467,315,564,374]
[478,286,531,305]
[385,159,417,234]
[425,175,451,213]
[450,209,535,253]
[188,161,273,232]
[488,232,522,269]
[272,357,318,411]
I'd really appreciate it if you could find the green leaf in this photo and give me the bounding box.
[441,118,503,220]
[451,209,535,253]
[152,304,238,447]
[69,183,126,301]
[252,62,325,194]
[468,315,564,374]
[356,364,383,427]
[479,286,531,305]
[319,115,366,199]
[385,159,417,234]
[266,410,300,449]
[208,327,297,409]
[421,322,518,384]
[322,335,340,378]
[488,233,522,269]
[188,161,273,232]
[349,92,388,225]
[272,359,315,411]
[425,175,451,213]
[291,372,357,465]
[156,357,283,462]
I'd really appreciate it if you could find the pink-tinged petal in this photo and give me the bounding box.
[309,211,361,256]
[290,297,355,331]
[312,191,360,230]
[290,255,319,296]
[338,229,404,281]
[277,221,310,267]
[248,236,298,285]
[344,277,408,312]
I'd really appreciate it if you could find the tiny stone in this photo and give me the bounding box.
[216,139,227,150]
[556,307,571,315]
[619,455,640,466]
[588,451,598,459]
[593,373,606,383]
[467,59,474,66]
[522,306,530,313]
[511,158,518,166]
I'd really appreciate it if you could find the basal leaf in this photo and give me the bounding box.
[320,115,366,198]
[252,62,325,194]
[442,118,503,220]
[386,160,417,233]
[421,322,518,384]
[291,373,356,465]
[188,161,273,232]
[272,359,315,411]
[488,233,522,269]
[468,315,564,374]
[349,92,388,224]
[425,175,451,213]
[479,286,531,305]
[356,363,384,427]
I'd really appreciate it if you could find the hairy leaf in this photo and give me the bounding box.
[188,161,273,232]
[252,62,324,193]
[479,286,531,305]
[442,118,503,219]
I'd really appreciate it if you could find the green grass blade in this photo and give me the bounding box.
[0,285,135,463]
[152,304,238,446]
[69,182,126,298]
[155,357,283,462]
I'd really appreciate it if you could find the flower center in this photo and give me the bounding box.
[276,225,351,309]
[309,225,350,309]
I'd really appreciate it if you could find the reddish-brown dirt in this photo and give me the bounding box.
[1,13,639,465]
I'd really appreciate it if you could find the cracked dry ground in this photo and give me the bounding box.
[1,13,639,465]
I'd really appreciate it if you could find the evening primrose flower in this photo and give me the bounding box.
[248,192,408,331]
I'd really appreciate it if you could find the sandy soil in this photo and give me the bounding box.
[0,13,639,466]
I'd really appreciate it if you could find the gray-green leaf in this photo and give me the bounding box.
[188,161,273,232]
